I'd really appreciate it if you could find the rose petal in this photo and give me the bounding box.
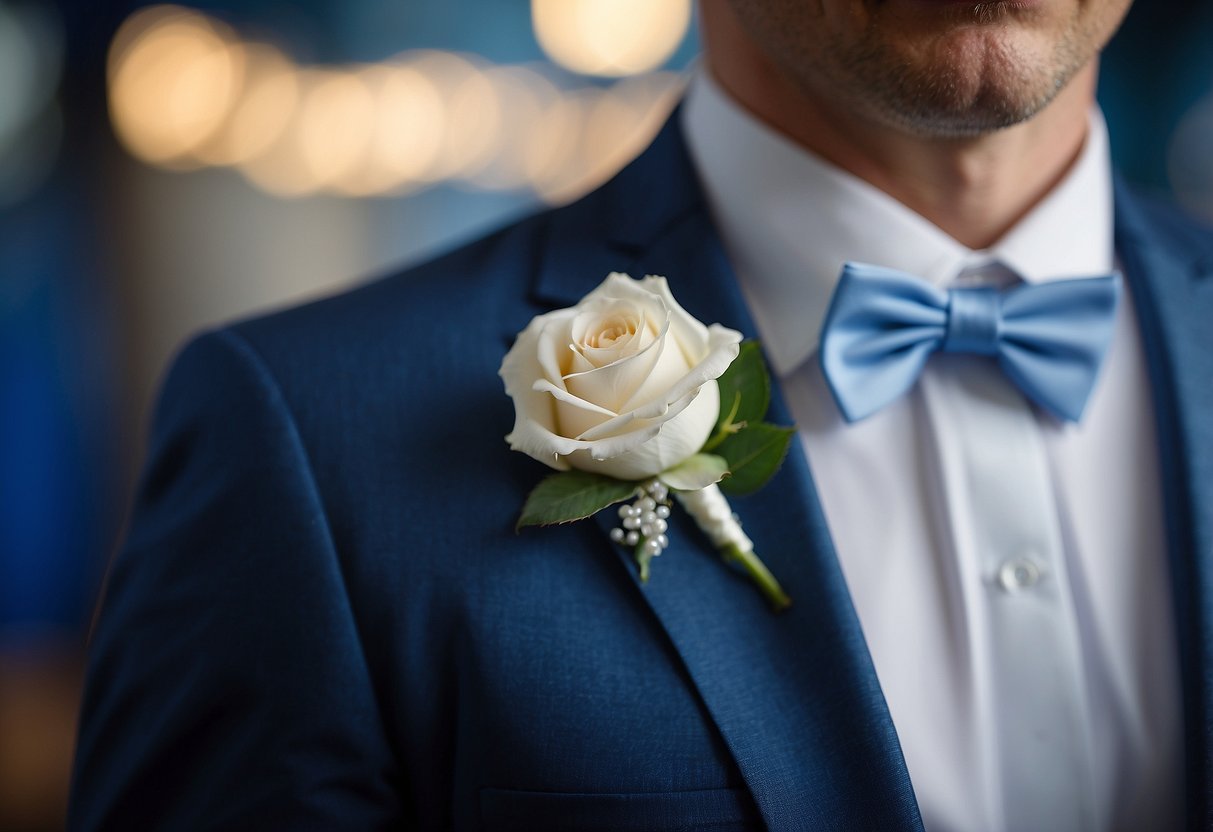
[565,313,672,412]
[500,272,745,478]
[652,324,742,405]
[501,316,557,430]
[501,311,585,469]
[642,275,712,363]
[570,297,654,367]
[565,381,720,480]
[582,274,679,327]
[532,310,576,389]
[565,345,596,375]
[569,325,739,442]
[576,384,697,442]
[532,378,618,439]
[616,323,694,412]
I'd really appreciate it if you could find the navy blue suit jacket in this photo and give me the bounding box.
[70,113,1213,830]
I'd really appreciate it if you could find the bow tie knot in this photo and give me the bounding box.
[819,262,1122,424]
[944,287,1001,355]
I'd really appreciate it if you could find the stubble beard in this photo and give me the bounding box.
[800,7,1090,138]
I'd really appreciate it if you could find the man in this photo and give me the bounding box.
[71,0,1212,829]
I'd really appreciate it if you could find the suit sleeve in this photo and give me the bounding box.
[68,328,405,830]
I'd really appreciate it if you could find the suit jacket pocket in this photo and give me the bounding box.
[478,786,762,831]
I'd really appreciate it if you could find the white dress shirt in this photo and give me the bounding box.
[682,71,1183,831]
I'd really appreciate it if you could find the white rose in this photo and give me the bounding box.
[500,272,743,481]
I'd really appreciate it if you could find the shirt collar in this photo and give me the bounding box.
[680,69,1115,377]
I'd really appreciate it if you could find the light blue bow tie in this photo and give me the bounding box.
[818,262,1122,423]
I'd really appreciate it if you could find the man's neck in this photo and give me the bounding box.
[703,26,1095,251]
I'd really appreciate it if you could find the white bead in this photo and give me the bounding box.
[618,504,633,520]
[656,534,669,548]
[642,511,658,524]
[622,516,640,530]
[643,539,661,556]
[641,523,655,537]
[639,497,656,512]
[654,518,668,534]
[625,530,640,546]
[655,505,671,519]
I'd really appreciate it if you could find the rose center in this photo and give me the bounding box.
[584,313,639,349]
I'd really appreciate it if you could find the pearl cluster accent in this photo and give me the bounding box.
[609,479,672,558]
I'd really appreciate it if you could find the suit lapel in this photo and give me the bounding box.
[1114,180,1213,830]
[529,111,922,831]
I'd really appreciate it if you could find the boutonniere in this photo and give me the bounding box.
[499,272,794,611]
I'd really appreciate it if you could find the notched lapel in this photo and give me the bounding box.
[534,111,921,830]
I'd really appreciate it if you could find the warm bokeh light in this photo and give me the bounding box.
[193,43,298,167]
[297,70,376,191]
[236,69,338,198]
[531,0,691,77]
[106,7,687,200]
[339,62,445,196]
[108,6,242,167]
[410,51,502,182]
[235,135,317,198]
[558,72,684,202]
[525,90,586,202]
[470,65,560,191]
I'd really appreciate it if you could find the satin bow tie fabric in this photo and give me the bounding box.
[818,262,1122,423]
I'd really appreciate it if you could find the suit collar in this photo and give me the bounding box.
[1113,177,1213,829]
[535,110,923,830]
[531,104,707,311]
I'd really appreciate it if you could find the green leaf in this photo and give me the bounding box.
[713,340,771,434]
[517,470,638,529]
[715,423,795,495]
[659,453,729,492]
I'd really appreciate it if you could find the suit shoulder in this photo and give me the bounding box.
[1117,180,1213,262]
[227,206,557,360]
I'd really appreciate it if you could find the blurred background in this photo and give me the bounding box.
[1,0,1211,828]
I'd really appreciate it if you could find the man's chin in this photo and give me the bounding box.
[867,95,1045,139]
[850,28,1071,137]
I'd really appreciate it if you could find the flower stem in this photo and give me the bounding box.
[722,543,792,612]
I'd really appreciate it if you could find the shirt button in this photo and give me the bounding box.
[997,556,1042,592]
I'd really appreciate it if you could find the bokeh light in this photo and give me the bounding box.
[297,70,376,191]
[105,5,686,201]
[0,2,60,148]
[1168,95,1213,222]
[108,6,242,168]
[193,43,298,168]
[417,51,502,182]
[0,1,64,206]
[531,0,692,77]
[341,62,445,196]
[470,65,560,191]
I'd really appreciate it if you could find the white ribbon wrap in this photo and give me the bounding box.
[673,483,754,553]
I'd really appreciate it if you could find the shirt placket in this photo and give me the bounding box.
[916,263,1098,832]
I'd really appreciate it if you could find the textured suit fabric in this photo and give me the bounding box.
[69,112,1213,831]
